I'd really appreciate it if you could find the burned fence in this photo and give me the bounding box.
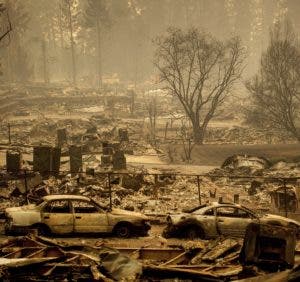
[1,167,300,220]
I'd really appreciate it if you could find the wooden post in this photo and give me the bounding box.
[284,179,288,218]
[24,170,29,204]
[8,123,11,144]
[197,176,201,205]
[234,194,239,204]
[154,174,159,199]
[108,173,112,210]
[164,122,169,141]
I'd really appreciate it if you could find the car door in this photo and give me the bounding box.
[72,200,109,233]
[235,208,257,236]
[216,206,255,237]
[193,207,218,238]
[42,200,74,234]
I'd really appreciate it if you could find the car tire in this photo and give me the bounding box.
[162,227,171,238]
[4,228,12,236]
[114,223,131,238]
[185,226,204,240]
[33,224,51,236]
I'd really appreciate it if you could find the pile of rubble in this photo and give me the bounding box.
[1,152,300,220]
[0,224,299,281]
[0,232,141,281]
[143,237,244,280]
[0,166,275,217]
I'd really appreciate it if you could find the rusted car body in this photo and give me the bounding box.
[5,195,150,238]
[163,202,300,239]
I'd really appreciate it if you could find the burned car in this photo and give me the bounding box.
[5,195,150,238]
[163,202,300,239]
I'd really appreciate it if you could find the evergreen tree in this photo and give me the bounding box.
[83,0,110,89]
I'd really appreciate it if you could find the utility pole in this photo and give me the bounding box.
[197,176,201,205]
[108,173,112,210]
[283,179,288,218]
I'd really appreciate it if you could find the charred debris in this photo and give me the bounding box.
[0,64,299,282]
[0,85,299,280]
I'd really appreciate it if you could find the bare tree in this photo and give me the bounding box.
[127,89,135,116]
[177,118,195,162]
[154,28,245,144]
[0,2,11,42]
[246,21,300,141]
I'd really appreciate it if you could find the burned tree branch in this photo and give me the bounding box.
[154,28,245,144]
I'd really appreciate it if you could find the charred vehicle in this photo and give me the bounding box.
[163,202,300,239]
[5,195,150,238]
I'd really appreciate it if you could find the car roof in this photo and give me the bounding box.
[42,195,90,201]
[208,202,255,213]
[186,202,240,213]
[210,202,240,207]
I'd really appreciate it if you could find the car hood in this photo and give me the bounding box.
[261,214,300,226]
[6,204,39,213]
[168,213,190,224]
[110,208,148,219]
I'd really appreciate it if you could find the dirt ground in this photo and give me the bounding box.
[0,223,191,249]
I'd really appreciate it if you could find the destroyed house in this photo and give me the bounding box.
[270,186,299,214]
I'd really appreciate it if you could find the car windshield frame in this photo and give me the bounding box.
[216,205,259,219]
[71,199,104,213]
[183,204,208,214]
[38,198,109,212]
[41,199,72,214]
[239,205,260,218]
[91,199,108,211]
[191,205,214,215]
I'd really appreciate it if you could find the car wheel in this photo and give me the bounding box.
[162,227,171,238]
[185,226,204,240]
[115,223,131,238]
[34,224,51,236]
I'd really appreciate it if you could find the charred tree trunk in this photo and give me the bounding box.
[58,3,65,78]
[42,39,49,84]
[192,122,205,145]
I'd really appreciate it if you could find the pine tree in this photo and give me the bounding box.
[61,0,80,85]
[83,0,110,89]
[5,0,32,82]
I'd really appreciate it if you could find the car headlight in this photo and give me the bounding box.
[166,216,172,224]
[5,213,12,222]
[5,215,13,228]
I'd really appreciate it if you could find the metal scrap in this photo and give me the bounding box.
[0,234,142,281]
